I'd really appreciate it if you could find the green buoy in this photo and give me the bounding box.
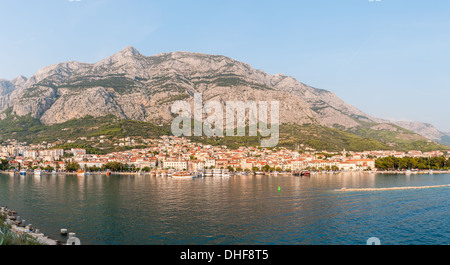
[278,186,281,192]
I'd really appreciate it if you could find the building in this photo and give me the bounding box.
[162,159,188,171]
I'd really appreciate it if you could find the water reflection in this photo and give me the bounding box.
[0,172,449,245]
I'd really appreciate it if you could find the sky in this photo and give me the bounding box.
[1,0,449,131]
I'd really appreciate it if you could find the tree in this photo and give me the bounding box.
[66,161,80,172]
[262,165,271,172]
[104,162,124,172]
[0,159,9,170]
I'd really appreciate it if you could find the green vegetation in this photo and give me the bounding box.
[0,213,43,245]
[0,159,9,170]
[375,156,450,170]
[0,108,448,152]
[61,76,138,94]
[0,108,45,142]
[0,112,170,153]
[158,93,190,105]
[65,161,81,171]
[346,120,448,152]
[278,124,390,152]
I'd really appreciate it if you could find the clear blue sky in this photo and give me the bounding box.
[1,0,449,131]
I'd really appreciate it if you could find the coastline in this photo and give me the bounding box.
[1,169,450,176]
[1,205,60,245]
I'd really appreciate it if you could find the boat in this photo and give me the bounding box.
[52,170,57,175]
[204,169,213,177]
[300,170,310,177]
[213,169,222,177]
[254,171,265,175]
[106,171,111,176]
[192,172,203,178]
[34,169,42,176]
[77,170,85,177]
[171,171,193,179]
[19,169,27,175]
[221,169,230,177]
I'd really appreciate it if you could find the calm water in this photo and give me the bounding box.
[0,172,449,245]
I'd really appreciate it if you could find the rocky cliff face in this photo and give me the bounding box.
[393,120,450,146]
[0,47,415,133]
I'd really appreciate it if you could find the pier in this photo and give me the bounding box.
[336,184,450,192]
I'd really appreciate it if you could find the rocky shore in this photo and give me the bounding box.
[0,205,60,245]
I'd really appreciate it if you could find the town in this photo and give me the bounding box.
[1,136,450,175]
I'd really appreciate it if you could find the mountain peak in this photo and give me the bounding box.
[119,46,141,57]
[96,46,142,66]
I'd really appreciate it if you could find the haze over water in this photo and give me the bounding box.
[1,172,449,245]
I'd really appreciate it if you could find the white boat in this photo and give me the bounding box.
[192,172,203,178]
[172,171,193,179]
[52,170,57,175]
[204,169,213,177]
[213,169,222,177]
[221,169,230,177]
[20,169,27,175]
[34,169,42,176]
[77,170,85,177]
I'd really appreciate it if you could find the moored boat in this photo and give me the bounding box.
[213,169,222,177]
[221,169,230,177]
[204,169,213,177]
[77,170,85,177]
[172,171,193,179]
[300,170,310,176]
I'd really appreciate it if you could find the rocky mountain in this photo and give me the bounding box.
[393,120,450,146]
[0,46,380,126]
[0,46,446,149]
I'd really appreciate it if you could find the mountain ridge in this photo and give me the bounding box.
[0,46,447,149]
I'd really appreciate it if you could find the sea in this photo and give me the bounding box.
[0,172,449,245]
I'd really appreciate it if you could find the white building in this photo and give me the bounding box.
[162,159,188,171]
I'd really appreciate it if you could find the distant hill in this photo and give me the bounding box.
[393,121,450,147]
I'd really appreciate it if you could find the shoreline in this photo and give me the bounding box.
[1,205,61,245]
[1,169,450,176]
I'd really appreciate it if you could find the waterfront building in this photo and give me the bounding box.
[162,159,188,171]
